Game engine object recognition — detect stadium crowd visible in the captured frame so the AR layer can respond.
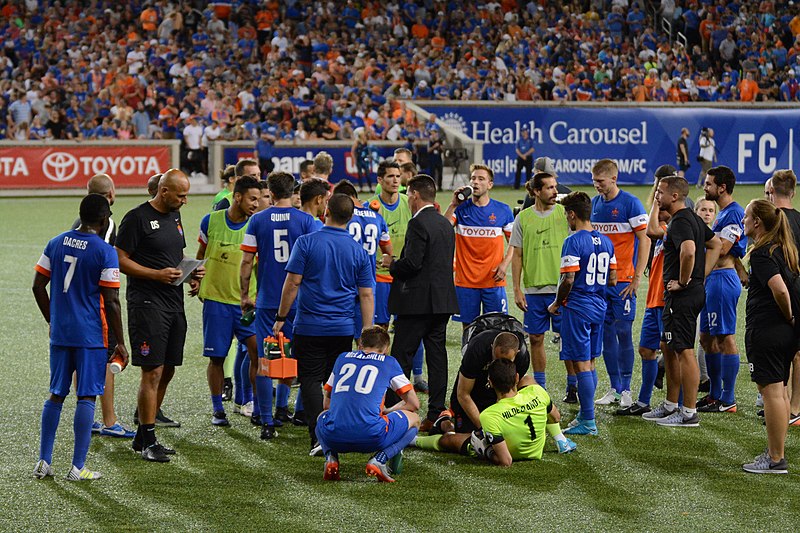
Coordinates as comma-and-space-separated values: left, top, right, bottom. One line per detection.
4, 0, 800, 148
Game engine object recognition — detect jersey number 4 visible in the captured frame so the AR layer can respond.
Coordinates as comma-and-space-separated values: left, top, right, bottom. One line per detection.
334, 363, 378, 394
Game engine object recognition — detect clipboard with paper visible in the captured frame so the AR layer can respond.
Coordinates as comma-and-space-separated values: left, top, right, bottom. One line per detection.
171, 257, 206, 286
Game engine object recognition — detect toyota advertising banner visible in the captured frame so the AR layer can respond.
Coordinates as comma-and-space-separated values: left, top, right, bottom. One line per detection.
420, 105, 800, 186
0, 144, 173, 189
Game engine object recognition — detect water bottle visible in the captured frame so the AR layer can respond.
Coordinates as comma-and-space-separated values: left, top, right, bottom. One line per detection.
240, 308, 255, 326
456, 186, 473, 202
109, 352, 127, 374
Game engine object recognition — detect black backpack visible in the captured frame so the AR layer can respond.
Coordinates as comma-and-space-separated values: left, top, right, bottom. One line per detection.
461, 312, 529, 359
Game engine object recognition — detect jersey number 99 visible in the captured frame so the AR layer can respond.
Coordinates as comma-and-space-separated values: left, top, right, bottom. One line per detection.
585, 252, 610, 286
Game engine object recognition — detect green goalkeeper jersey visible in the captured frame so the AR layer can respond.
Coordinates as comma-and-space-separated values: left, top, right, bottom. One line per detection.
366, 194, 412, 283
479, 384, 551, 461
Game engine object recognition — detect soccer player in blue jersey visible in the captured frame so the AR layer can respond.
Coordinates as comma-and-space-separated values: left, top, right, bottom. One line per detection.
299, 178, 329, 230
332, 180, 392, 339
241, 172, 318, 439
33, 194, 128, 481
698, 166, 747, 413
548, 192, 617, 436
317, 326, 420, 482
590, 159, 650, 409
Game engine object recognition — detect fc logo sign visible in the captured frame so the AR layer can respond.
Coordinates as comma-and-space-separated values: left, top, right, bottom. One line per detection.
42, 152, 79, 182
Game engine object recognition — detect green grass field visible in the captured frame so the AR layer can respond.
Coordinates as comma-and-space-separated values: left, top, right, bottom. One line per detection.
1, 185, 797, 532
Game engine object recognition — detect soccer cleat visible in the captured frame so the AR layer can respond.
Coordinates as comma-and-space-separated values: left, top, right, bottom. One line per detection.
291, 411, 306, 426
755, 393, 764, 408
260, 424, 277, 440
250, 414, 261, 426
132, 441, 176, 455
742, 452, 788, 474
274, 406, 291, 423
642, 402, 678, 421
432, 409, 455, 434
33, 460, 54, 479
141, 444, 170, 463
619, 390, 633, 408
551, 333, 561, 344
212, 411, 230, 427
309, 441, 324, 457
234, 401, 254, 417
717, 402, 737, 413
616, 403, 651, 416
155, 409, 181, 428
365, 457, 395, 482
564, 418, 598, 436
595, 389, 620, 405
695, 395, 714, 409
697, 399, 722, 412
66, 465, 102, 481
387, 450, 404, 475
323, 456, 340, 481
656, 411, 700, 427
413, 379, 429, 394
562, 386, 578, 404
757, 409, 765, 418
100, 423, 135, 438
222, 378, 233, 402
556, 438, 578, 454
790, 413, 800, 426
91, 421, 103, 434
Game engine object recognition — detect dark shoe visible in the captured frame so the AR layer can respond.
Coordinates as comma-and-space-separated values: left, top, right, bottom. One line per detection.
212, 411, 230, 427
616, 403, 651, 416
260, 424, 278, 440
413, 379, 429, 394
696, 395, 713, 409
654, 365, 665, 390
155, 409, 181, 428
133, 408, 139, 426
698, 379, 710, 393
275, 406, 291, 423
697, 398, 722, 412
291, 411, 306, 426
222, 378, 233, 402
250, 413, 261, 426
141, 444, 170, 463
132, 441, 175, 455
562, 386, 578, 404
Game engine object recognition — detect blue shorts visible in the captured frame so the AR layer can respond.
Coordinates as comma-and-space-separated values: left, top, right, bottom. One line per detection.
375, 281, 391, 325
523, 293, 561, 335
453, 286, 507, 324
202, 300, 256, 358
699, 268, 740, 336
316, 410, 409, 454
604, 282, 636, 323
639, 307, 664, 351
50, 345, 107, 397
560, 309, 603, 362
255, 307, 295, 347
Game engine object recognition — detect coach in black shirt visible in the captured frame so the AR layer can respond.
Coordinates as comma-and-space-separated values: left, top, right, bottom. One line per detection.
652, 176, 721, 427
116, 169, 203, 462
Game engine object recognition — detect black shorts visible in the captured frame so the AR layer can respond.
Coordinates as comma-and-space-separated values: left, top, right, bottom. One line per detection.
450, 395, 491, 434
661, 285, 704, 352
129, 307, 187, 367
745, 325, 797, 385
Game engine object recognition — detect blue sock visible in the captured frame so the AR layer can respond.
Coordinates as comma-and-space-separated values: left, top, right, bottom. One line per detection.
294, 388, 304, 413
255, 375, 273, 424
721, 354, 739, 405
678, 386, 684, 407
276, 383, 291, 409
317, 428, 330, 455
412, 343, 424, 377
566, 374, 577, 393
639, 359, 658, 406
706, 352, 722, 400
576, 371, 596, 421
72, 400, 95, 470
378, 426, 419, 463
591, 368, 598, 389
211, 394, 224, 413
234, 344, 248, 405
533, 372, 546, 390
241, 353, 253, 404
602, 323, 621, 392
39, 399, 63, 463
617, 321, 634, 391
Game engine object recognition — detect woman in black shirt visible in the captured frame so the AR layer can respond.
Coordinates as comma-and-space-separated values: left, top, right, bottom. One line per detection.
742, 199, 798, 474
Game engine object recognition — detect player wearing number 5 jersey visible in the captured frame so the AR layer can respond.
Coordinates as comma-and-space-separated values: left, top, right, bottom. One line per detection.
241, 172, 318, 437
548, 192, 617, 436
317, 327, 420, 483
591, 159, 650, 409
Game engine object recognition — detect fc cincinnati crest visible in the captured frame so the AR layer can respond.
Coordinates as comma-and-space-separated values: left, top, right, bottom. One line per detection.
176, 220, 184, 236
489, 213, 497, 224
140, 342, 150, 356
440, 112, 467, 135
611, 208, 619, 218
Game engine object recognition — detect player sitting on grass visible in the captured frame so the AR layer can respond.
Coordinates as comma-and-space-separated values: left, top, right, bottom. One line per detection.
316, 326, 420, 483
471, 358, 574, 465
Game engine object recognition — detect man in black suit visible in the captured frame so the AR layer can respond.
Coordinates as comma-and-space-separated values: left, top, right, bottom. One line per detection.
382, 174, 459, 430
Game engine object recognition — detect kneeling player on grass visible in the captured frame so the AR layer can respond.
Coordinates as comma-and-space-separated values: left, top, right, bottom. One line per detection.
471, 359, 572, 465
316, 326, 420, 483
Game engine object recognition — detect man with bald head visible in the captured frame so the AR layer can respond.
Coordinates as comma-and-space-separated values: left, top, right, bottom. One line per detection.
116, 169, 204, 462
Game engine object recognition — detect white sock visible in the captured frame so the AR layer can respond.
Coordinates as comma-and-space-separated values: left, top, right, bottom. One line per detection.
664, 400, 678, 411
682, 406, 697, 416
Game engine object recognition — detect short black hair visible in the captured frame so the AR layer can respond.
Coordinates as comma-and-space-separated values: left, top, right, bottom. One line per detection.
707, 165, 736, 194
654, 164, 677, 179
377, 159, 400, 178
234, 175, 262, 196
560, 191, 592, 221
487, 358, 517, 394
659, 175, 689, 199
332, 180, 358, 199
407, 174, 437, 202
300, 178, 330, 204
327, 193, 354, 224
267, 171, 296, 200
299, 160, 314, 174
79, 193, 111, 225
235, 158, 260, 177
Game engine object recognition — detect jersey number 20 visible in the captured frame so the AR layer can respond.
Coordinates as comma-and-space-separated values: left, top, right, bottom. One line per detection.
335, 363, 378, 394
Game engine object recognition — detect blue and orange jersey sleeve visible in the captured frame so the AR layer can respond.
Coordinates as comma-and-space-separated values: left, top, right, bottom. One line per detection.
240, 213, 258, 253
35, 253, 52, 277
99, 246, 121, 288
560, 236, 581, 273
